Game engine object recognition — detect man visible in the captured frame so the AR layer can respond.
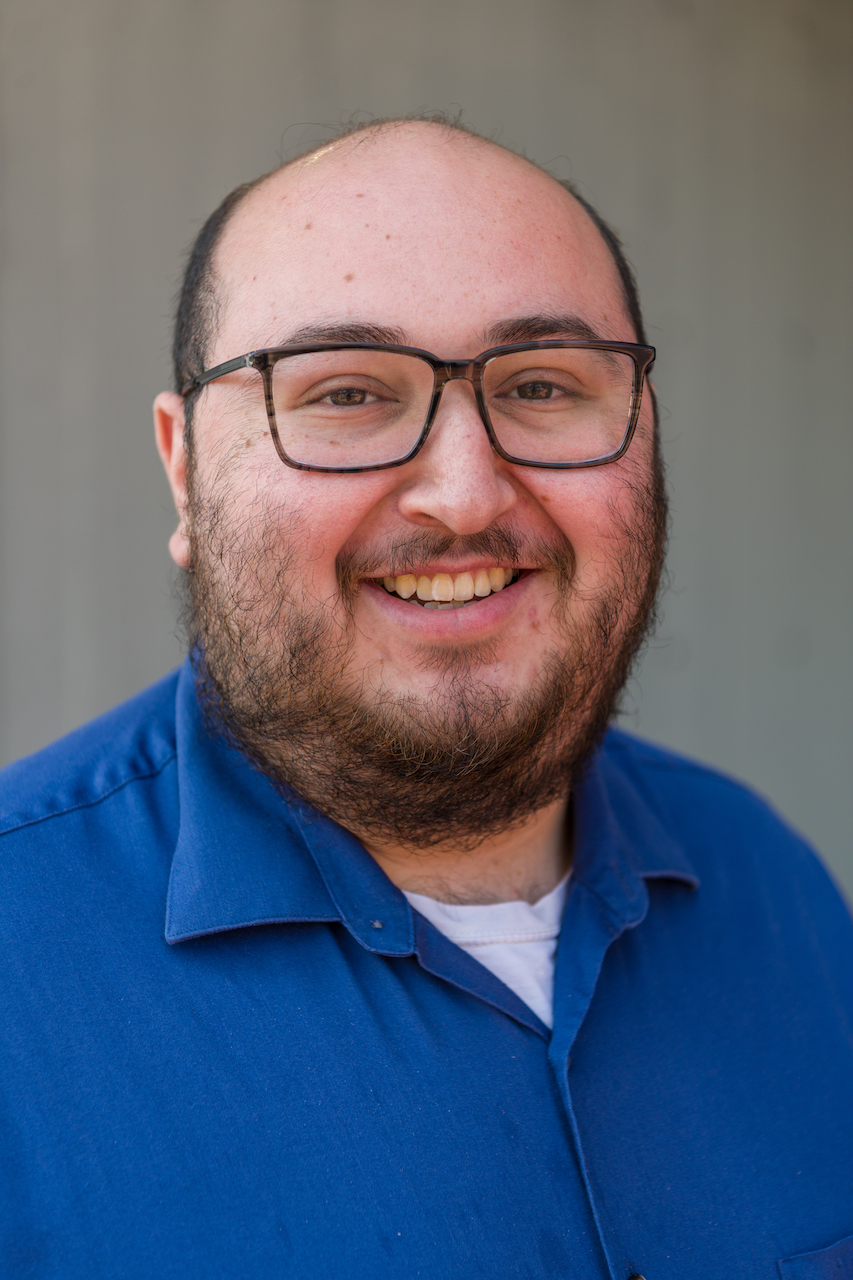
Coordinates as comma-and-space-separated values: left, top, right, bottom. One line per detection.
1, 118, 851, 1279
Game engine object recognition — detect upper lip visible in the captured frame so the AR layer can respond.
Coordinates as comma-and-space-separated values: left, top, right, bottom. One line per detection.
368, 562, 529, 579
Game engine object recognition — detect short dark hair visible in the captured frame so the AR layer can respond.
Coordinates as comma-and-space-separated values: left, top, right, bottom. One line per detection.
172, 177, 267, 402
172, 115, 651, 407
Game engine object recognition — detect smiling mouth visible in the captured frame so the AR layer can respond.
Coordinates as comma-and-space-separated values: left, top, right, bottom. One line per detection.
375, 567, 521, 609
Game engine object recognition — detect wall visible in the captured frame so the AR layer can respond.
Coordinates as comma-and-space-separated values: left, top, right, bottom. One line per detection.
1, 0, 851, 898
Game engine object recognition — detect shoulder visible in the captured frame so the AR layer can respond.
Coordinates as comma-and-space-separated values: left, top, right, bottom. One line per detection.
600, 727, 852, 942
0, 670, 181, 838
600, 726, 803, 842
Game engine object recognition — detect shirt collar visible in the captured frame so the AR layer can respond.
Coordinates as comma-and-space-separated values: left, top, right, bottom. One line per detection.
166, 661, 697, 949
165, 661, 413, 953
572, 741, 699, 930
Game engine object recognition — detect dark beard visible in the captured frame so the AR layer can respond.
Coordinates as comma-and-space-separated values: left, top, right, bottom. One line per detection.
182, 458, 667, 852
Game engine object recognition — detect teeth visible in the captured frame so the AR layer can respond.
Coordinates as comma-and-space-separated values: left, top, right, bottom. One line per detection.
431, 573, 454, 602
474, 570, 491, 597
382, 567, 518, 606
454, 572, 474, 601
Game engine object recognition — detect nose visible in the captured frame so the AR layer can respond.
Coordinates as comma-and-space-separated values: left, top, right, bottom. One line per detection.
394, 376, 517, 536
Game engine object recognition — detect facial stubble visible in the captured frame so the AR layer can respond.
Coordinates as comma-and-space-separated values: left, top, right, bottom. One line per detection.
183, 453, 666, 852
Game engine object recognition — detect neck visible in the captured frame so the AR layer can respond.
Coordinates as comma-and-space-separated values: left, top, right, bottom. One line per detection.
361, 795, 572, 905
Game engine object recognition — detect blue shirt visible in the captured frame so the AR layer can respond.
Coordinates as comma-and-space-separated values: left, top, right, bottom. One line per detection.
1, 660, 851, 1279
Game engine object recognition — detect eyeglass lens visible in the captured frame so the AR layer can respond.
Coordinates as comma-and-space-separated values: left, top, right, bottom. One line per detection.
269, 347, 637, 468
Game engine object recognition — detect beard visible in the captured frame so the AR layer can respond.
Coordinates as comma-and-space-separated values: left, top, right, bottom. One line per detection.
182, 450, 667, 852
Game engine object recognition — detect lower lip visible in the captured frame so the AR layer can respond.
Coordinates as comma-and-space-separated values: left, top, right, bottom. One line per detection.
362, 573, 535, 635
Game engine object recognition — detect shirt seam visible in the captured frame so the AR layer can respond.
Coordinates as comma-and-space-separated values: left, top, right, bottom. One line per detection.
0, 750, 178, 839
428, 925, 561, 939
453, 934, 560, 945
168, 912, 342, 943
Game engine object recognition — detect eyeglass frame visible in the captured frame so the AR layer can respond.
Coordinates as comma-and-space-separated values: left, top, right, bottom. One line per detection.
181, 339, 656, 474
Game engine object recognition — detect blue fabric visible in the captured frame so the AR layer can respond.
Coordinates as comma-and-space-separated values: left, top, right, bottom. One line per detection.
0, 660, 851, 1279
779, 1235, 853, 1279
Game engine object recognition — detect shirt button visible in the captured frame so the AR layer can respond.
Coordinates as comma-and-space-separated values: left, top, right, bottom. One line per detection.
628, 1274, 647, 1279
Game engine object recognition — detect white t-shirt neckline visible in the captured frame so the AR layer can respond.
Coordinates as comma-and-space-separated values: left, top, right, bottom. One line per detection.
403, 873, 570, 1029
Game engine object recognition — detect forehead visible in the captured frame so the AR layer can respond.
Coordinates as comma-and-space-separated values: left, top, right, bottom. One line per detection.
211, 127, 630, 360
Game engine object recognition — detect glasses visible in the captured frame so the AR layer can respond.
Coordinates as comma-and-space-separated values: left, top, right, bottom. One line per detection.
182, 340, 655, 474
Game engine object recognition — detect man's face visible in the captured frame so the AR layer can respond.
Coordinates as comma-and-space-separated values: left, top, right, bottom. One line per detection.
161, 127, 664, 848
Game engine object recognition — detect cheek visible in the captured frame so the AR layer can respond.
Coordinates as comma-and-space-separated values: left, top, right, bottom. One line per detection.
198, 441, 394, 589
279, 473, 398, 576
532, 453, 656, 583
529, 471, 621, 542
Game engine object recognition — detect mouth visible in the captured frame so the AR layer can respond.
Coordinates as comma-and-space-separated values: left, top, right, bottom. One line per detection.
373, 566, 522, 610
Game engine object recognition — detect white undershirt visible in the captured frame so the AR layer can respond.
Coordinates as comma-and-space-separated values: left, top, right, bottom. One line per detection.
403, 874, 570, 1029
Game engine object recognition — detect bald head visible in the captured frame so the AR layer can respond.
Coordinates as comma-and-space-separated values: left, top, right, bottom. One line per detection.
173, 118, 648, 402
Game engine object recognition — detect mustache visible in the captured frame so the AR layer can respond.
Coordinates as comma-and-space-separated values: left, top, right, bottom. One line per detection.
338, 525, 576, 594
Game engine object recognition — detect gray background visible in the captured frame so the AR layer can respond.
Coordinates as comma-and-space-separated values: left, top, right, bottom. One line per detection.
1, 0, 851, 901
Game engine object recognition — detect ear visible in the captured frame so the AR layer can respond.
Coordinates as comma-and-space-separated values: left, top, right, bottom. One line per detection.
154, 391, 191, 568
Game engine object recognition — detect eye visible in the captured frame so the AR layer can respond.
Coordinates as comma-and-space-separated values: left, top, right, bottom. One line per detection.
327, 387, 371, 406
300, 378, 397, 410
513, 380, 555, 400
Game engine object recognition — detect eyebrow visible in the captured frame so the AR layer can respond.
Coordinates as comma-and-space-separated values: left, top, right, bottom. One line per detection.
482, 314, 606, 346
271, 313, 606, 353
277, 322, 410, 346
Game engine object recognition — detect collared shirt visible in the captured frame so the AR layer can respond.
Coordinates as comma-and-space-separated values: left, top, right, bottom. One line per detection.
0, 660, 851, 1279
403, 874, 571, 1027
